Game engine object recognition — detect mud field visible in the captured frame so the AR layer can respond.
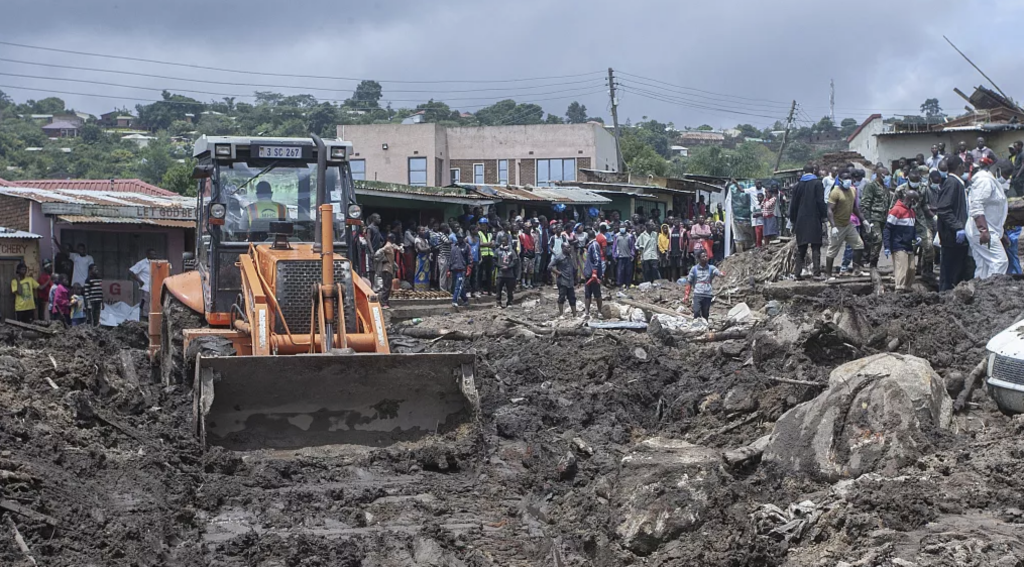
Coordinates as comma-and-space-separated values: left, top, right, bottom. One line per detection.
2, 271, 1024, 566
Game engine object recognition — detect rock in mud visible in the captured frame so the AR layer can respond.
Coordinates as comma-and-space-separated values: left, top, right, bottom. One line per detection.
613, 437, 722, 555
764, 354, 953, 480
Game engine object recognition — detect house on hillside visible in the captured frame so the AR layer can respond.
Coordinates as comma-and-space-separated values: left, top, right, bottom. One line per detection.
677, 130, 725, 147
41, 120, 80, 138
100, 111, 138, 128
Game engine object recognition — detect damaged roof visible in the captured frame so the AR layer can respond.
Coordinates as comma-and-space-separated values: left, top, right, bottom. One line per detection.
0, 187, 192, 208
0, 178, 177, 196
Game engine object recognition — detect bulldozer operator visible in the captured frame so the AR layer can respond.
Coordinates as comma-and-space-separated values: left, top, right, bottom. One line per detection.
242, 180, 287, 241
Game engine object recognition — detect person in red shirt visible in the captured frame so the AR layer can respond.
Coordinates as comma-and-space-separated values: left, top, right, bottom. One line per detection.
36, 260, 53, 321
518, 222, 536, 289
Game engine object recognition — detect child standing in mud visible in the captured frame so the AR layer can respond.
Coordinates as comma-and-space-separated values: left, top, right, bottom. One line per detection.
684, 249, 725, 321
50, 275, 71, 326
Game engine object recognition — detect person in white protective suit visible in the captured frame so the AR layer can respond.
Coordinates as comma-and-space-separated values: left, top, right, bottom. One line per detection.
966, 152, 1009, 279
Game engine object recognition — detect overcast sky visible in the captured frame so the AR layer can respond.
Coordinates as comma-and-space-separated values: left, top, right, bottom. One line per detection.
2, 0, 1022, 129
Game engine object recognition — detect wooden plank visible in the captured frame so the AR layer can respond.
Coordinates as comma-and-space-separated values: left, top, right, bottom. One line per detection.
3, 319, 55, 335
0, 499, 57, 526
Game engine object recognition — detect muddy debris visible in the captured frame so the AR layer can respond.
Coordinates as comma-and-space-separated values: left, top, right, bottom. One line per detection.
2, 276, 1024, 565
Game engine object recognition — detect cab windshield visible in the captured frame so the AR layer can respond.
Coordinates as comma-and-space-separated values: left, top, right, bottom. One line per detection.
215, 162, 345, 243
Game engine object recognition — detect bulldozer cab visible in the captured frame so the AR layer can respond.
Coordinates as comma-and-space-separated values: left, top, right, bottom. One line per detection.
191, 136, 360, 321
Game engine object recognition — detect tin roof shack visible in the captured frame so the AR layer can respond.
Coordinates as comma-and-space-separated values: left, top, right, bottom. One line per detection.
567, 169, 724, 222
457, 183, 610, 221
0, 188, 195, 293
353, 179, 495, 229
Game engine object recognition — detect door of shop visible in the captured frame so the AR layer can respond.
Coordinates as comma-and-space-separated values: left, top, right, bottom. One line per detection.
0, 259, 21, 320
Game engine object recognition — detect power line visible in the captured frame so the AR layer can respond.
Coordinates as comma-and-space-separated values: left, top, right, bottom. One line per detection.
0, 70, 607, 104
617, 85, 782, 120
617, 70, 792, 106
617, 75, 793, 112
0, 57, 606, 95
0, 40, 606, 84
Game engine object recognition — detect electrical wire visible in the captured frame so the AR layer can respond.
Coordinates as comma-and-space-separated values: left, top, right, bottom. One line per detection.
0, 40, 605, 84
0, 70, 607, 104
617, 85, 782, 120
617, 70, 792, 106
617, 74, 794, 112
0, 57, 607, 95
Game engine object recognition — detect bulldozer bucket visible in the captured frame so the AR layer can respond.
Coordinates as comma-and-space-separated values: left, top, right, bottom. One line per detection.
193, 353, 478, 451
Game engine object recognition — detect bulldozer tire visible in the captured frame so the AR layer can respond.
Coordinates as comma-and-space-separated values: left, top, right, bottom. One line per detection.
160, 294, 202, 387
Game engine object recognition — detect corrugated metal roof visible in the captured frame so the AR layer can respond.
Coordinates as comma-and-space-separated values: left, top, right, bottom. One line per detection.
0, 228, 41, 239
530, 187, 611, 204
4, 178, 177, 196
461, 184, 547, 202
41, 120, 80, 130
0, 187, 192, 208
355, 180, 485, 199
57, 215, 193, 228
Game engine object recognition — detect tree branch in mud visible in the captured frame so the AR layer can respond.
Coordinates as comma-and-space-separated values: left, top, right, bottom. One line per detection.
953, 358, 989, 413
5, 514, 36, 566
396, 325, 595, 341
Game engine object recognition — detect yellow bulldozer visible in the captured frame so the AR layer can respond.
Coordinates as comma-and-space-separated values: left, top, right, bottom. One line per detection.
148, 135, 477, 450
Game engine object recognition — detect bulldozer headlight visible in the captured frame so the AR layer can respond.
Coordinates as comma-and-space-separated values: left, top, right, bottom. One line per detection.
348, 204, 362, 219
210, 203, 227, 219
214, 144, 232, 157
330, 146, 347, 159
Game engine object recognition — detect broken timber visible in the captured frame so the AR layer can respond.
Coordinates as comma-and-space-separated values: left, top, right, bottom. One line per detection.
3, 319, 56, 335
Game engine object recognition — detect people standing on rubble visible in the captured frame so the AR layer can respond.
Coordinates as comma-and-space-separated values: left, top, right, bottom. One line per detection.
729, 180, 753, 252
936, 156, 971, 291
825, 170, 867, 278
971, 137, 994, 164
437, 223, 453, 293
684, 250, 724, 321
610, 224, 632, 288
494, 234, 519, 309
690, 216, 713, 261
926, 144, 944, 170
860, 166, 894, 270
518, 221, 536, 289
583, 229, 604, 319
994, 161, 1022, 275
376, 234, 400, 309
448, 233, 470, 308
712, 221, 725, 264
11, 262, 38, 323
658, 223, 671, 280
883, 189, 919, 292
966, 154, 1009, 279
789, 164, 828, 280
762, 187, 780, 244
636, 223, 660, 284
549, 243, 578, 318
69, 284, 87, 327
413, 227, 431, 292
894, 169, 937, 283
36, 260, 52, 322
51, 274, 70, 326
84, 264, 104, 326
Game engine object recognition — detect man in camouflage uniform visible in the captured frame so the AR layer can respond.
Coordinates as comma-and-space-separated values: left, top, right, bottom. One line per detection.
895, 166, 936, 283
859, 166, 894, 269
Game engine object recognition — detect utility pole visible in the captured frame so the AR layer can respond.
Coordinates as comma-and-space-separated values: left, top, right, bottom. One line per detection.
608, 67, 624, 172
829, 79, 835, 124
774, 100, 797, 172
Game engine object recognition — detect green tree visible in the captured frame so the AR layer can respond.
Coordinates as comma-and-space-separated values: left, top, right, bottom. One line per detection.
735, 124, 761, 139
351, 80, 383, 108
812, 116, 835, 132
27, 97, 66, 114
634, 119, 671, 158
475, 99, 544, 125
686, 146, 729, 176
307, 103, 340, 137
161, 159, 197, 196
138, 136, 175, 186
79, 123, 103, 143
415, 100, 457, 123
545, 114, 565, 124
696, 124, 713, 131
566, 101, 588, 124
783, 140, 813, 164
627, 144, 668, 176
136, 91, 203, 131
920, 98, 944, 118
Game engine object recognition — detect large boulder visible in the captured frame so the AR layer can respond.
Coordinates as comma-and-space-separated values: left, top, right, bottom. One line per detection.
612, 438, 723, 556
764, 354, 952, 480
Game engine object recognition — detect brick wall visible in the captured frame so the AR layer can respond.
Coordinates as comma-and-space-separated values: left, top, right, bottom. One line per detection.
520, 159, 535, 186
0, 196, 31, 232
576, 157, 591, 179
451, 159, 505, 184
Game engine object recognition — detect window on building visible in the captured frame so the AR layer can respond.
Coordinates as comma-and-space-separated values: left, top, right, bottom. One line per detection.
451, 168, 461, 184
536, 158, 576, 187
408, 157, 428, 186
498, 159, 508, 185
350, 159, 366, 181
473, 163, 485, 184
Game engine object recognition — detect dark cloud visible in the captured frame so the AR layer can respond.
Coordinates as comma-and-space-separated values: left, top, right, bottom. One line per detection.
2, 0, 1021, 128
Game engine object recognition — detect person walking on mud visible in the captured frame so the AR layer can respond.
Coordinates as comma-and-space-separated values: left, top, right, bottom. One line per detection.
583, 229, 604, 319
494, 234, 519, 309
684, 250, 724, 321
789, 164, 828, 279
549, 242, 578, 318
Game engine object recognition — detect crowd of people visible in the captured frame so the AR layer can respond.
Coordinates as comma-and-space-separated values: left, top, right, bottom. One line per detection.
785, 137, 1024, 291
10, 242, 155, 326
352, 204, 736, 319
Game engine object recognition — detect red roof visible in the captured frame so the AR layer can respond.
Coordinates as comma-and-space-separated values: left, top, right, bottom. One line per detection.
846, 114, 882, 143
0, 177, 176, 196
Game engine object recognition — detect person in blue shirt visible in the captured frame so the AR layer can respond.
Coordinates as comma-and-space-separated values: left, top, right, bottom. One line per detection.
684, 249, 725, 320
466, 226, 482, 297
